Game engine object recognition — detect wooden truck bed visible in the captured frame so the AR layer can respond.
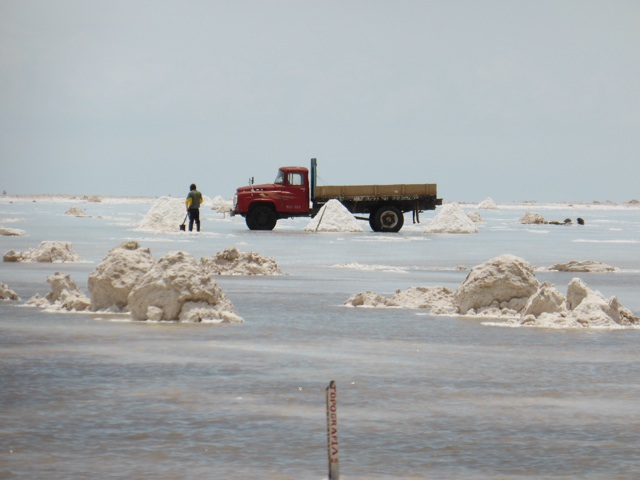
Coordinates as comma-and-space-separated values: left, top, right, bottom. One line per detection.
314, 184, 438, 200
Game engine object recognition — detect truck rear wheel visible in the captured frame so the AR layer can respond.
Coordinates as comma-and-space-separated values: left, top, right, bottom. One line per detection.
368, 214, 381, 232
372, 205, 404, 232
246, 205, 277, 230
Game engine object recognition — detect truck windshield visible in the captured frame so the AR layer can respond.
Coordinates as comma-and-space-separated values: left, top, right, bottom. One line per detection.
274, 170, 285, 185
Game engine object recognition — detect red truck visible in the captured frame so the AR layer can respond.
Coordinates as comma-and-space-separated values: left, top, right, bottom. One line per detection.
232, 158, 442, 232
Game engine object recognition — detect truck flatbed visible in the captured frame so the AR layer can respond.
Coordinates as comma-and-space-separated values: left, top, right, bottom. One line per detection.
314, 184, 438, 200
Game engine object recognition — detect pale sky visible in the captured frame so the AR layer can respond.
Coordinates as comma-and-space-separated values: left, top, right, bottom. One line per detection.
1, 0, 638, 202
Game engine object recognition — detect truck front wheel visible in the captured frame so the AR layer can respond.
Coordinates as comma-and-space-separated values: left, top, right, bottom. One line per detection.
372, 205, 404, 232
246, 205, 277, 230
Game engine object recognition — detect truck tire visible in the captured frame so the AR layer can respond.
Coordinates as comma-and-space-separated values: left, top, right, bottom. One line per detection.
368, 214, 381, 231
373, 205, 404, 232
246, 205, 277, 230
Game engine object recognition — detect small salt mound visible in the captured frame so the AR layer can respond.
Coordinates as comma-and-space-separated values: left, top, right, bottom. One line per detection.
88, 241, 156, 311
546, 260, 618, 273
0, 282, 19, 301
390, 286, 457, 315
138, 195, 218, 232
137, 196, 187, 232
305, 199, 363, 232
343, 287, 457, 313
201, 248, 282, 275
27, 272, 90, 311
0, 227, 25, 236
520, 212, 546, 224
65, 207, 86, 216
520, 281, 566, 317
343, 291, 394, 308
3, 241, 82, 263
423, 203, 478, 234
478, 197, 498, 209
128, 251, 243, 323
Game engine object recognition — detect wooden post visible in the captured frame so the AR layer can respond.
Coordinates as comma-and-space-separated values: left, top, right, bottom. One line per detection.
326, 380, 340, 480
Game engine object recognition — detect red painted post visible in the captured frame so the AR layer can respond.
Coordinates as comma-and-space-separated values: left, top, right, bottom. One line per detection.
326, 380, 340, 480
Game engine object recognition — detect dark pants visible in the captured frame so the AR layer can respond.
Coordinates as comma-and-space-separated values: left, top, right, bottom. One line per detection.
188, 208, 200, 232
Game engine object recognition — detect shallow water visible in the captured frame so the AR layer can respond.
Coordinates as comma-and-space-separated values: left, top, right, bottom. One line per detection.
1, 200, 640, 479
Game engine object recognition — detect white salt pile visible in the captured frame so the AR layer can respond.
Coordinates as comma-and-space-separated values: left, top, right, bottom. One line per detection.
65, 207, 86, 216
27, 272, 90, 311
3, 241, 82, 263
423, 203, 478, 234
544, 260, 619, 273
343, 291, 395, 308
201, 248, 282, 275
0, 282, 19, 301
478, 197, 498, 209
520, 212, 547, 224
466, 211, 483, 223
344, 287, 457, 313
88, 241, 156, 312
0, 227, 25, 236
390, 286, 457, 315
137, 196, 188, 232
304, 199, 363, 232
514, 278, 639, 329
520, 212, 547, 225
127, 251, 243, 323
343, 254, 639, 329
210, 195, 233, 214
454, 254, 539, 315
138, 195, 219, 232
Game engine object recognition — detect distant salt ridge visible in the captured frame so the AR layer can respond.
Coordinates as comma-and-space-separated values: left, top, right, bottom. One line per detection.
0, 194, 156, 204
304, 199, 363, 232
3, 194, 639, 209
331, 263, 409, 273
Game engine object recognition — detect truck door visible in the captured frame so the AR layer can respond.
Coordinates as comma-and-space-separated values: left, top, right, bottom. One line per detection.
280, 172, 309, 213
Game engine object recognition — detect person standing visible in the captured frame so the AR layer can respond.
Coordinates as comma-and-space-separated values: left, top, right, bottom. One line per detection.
185, 183, 203, 232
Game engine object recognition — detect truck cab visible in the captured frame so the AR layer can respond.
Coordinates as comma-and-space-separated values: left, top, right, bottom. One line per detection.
233, 166, 311, 230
